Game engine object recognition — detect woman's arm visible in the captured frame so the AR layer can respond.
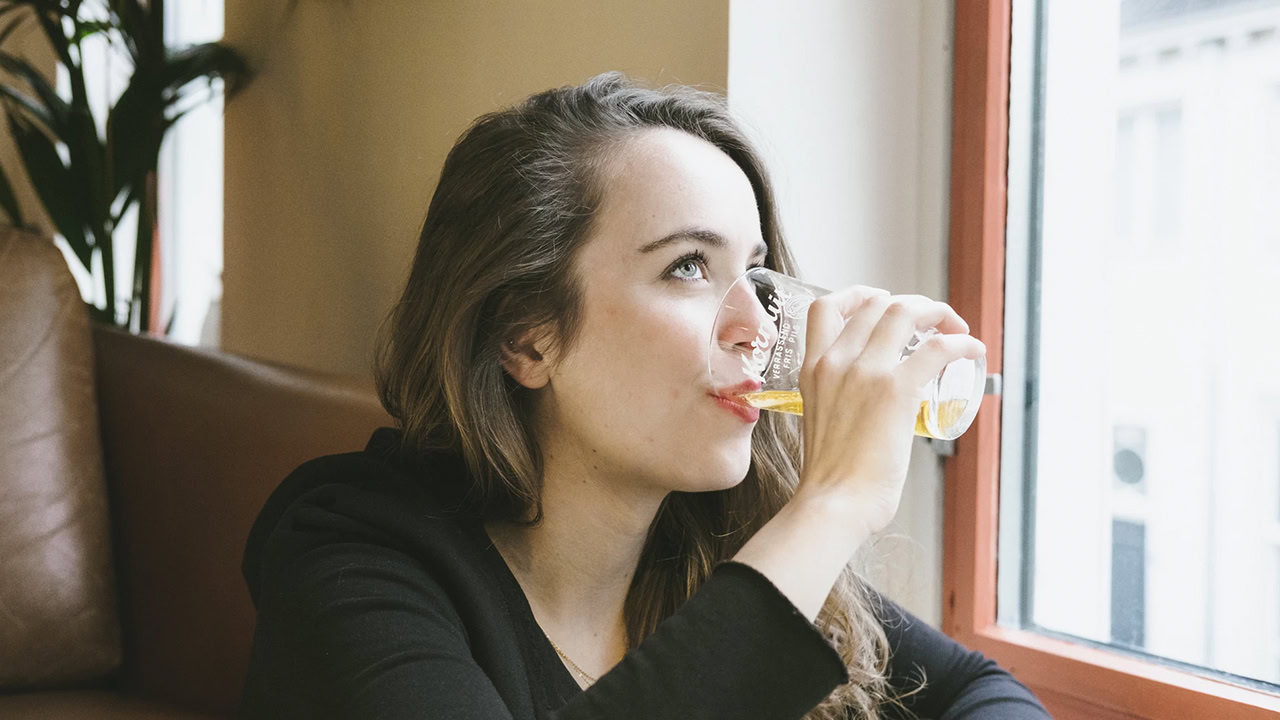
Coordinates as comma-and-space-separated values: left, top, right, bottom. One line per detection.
732, 489, 872, 622
730, 489, 1051, 719
871, 590, 1052, 720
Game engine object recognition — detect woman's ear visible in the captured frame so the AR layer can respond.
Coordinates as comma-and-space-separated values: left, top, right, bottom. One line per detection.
499, 330, 554, 389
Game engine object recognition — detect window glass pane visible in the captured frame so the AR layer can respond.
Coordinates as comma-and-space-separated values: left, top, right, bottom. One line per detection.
1005, 0, 1280, 689
158, 0, 225, 346
1110, 519, 1147, 648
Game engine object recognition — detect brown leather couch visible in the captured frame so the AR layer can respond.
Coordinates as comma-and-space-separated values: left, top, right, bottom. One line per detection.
0, 227, 392, 717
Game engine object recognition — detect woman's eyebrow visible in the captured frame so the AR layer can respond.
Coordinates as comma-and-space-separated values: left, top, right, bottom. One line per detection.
638, 227, 768, 260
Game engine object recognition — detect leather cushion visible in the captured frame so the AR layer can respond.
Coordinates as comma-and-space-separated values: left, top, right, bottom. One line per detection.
93, 325, 391, 713
0, 227, 122, 688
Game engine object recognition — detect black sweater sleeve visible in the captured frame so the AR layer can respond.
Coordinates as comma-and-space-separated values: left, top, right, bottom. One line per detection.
873, 592, 1052, 719
557, 560, 850, 719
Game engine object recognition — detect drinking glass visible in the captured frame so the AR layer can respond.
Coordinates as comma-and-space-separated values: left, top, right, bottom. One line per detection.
707, 267, 985, 440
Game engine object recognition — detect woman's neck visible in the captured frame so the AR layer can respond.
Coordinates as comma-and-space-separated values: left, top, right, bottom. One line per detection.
482, 443, 668, 679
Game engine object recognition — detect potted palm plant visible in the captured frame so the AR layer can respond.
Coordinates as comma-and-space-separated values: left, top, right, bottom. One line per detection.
0, 0, 249, 331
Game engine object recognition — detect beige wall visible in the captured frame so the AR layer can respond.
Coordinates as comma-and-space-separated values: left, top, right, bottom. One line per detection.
222, 1, 729, 377
0, 22, 56, 244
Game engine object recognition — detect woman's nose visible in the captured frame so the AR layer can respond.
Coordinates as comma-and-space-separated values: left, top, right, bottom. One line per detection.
714, 280, 780, 354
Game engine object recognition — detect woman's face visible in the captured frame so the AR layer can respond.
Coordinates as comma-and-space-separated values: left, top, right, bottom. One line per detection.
529, 127, 773, 495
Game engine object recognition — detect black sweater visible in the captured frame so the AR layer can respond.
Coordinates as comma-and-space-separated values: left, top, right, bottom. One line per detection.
238, 427, 1050, 719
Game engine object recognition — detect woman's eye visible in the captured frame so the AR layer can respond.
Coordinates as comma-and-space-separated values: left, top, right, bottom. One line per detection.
666, 252, 763, 283
668, 252, 709, 282
671, 259, 704, 281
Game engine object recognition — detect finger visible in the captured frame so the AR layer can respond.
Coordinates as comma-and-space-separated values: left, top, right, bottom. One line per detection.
824, 295, 931, 367
801, 285, 889, 374
898, 333, 986, 389
861, 298, 970, 366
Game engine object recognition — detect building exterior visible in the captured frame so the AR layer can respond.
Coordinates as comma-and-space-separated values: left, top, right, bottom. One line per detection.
1027, 0, 1280, 687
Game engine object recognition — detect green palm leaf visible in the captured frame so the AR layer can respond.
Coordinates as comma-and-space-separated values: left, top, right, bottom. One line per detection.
0, 48, 70, 135
0, 157, 25, 226
160, 43, 251, 99
107, 41, 249, 206
5, 108, 91, 268
105, 76, 163, 211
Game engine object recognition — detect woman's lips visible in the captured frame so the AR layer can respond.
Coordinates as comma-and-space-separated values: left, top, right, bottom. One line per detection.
710, 392, 761, 423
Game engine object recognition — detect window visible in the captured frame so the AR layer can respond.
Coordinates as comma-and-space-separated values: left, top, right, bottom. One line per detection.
1113, 105, 1182, 254
1274, 546, 1280, 683
1110, 426, 1148, 652
73, 0, 225, 344
156, 0, 225, 346
1264, 84, 1280, 248
1273, 425, 1280, 682
1015, 0, 1280, 686
1110, 518, 1146, 649
941, 0, 1280, 717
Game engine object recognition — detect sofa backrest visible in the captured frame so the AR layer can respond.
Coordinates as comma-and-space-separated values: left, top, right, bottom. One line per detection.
0, 227, 123, 691
93, 324, 392, 714
0, 224, 395, 713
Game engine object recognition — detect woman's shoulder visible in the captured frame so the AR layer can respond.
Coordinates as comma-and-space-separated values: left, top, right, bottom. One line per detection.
258, 427, 471, 526
241, 427, 485, 605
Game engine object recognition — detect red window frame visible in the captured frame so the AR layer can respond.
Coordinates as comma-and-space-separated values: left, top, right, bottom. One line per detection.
941, 2, 1280, 717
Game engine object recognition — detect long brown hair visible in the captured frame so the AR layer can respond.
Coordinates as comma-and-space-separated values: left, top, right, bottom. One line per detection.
374, 71, 923, 719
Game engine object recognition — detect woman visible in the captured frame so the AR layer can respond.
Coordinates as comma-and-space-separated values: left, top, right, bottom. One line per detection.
238, 72, 1050, 719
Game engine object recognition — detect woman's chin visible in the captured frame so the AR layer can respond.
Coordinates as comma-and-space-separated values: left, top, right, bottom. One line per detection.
674, 461, 752, 493
656, 439, 753, 493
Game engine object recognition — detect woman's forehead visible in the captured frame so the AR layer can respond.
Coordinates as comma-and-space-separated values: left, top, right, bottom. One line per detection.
590, 129, 763, 254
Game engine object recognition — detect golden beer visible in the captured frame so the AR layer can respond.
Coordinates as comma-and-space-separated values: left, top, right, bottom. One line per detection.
738, 390, 972, 441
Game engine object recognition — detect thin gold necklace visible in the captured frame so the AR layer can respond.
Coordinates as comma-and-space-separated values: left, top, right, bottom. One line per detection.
546, 636, 598, 686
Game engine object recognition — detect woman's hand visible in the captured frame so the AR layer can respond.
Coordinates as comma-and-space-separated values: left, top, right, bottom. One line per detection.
793, 287, 985, 539
732, 285, 985, 622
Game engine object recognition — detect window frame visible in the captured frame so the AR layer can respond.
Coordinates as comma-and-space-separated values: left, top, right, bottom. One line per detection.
940, 1, 1280, 717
